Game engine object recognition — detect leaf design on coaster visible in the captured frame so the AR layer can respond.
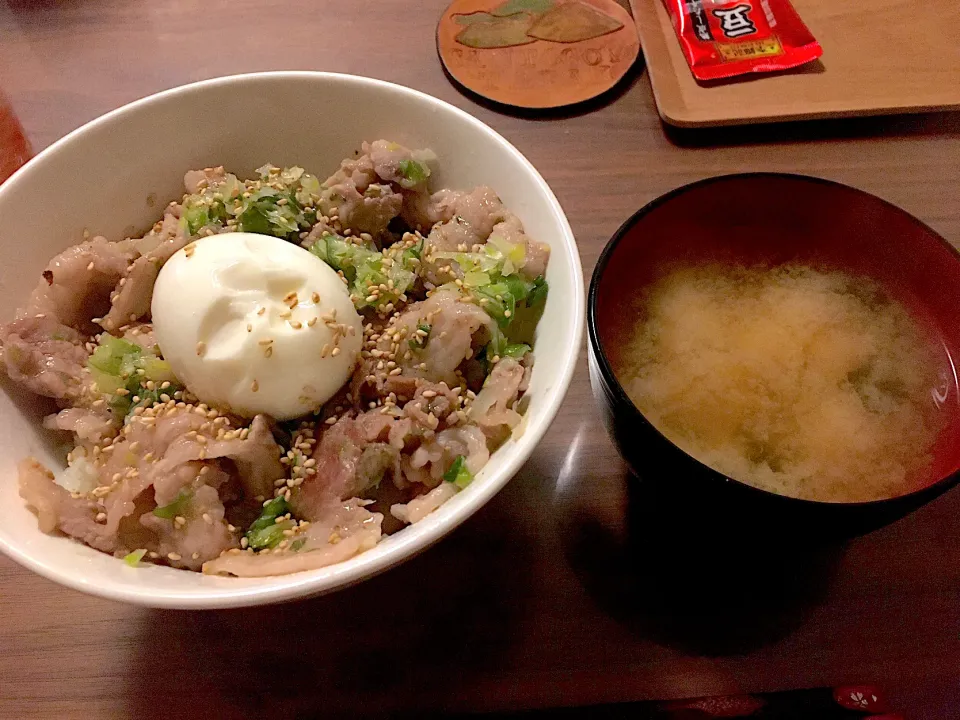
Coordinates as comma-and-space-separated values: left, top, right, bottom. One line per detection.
454, 12, 537, 48
455, 10, 499, 24
526, 1, 624, 43
492, 0, 556, 16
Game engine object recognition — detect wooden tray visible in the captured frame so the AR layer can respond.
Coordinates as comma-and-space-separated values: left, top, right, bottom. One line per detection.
630, 0, 960, 127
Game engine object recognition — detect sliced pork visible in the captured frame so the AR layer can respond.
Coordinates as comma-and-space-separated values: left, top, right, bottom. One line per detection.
6, 140, 549, 577
203, 499, 382, 577
0, 315, 90, 401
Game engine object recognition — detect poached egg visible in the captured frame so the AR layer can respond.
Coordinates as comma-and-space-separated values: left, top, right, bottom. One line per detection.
151, 232, 363, 420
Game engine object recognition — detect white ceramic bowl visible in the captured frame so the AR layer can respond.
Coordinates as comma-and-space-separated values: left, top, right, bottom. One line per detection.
0, 72, 583, 608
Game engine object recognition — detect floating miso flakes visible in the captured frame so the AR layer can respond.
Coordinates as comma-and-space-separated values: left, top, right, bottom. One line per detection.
622, 264, 944, 503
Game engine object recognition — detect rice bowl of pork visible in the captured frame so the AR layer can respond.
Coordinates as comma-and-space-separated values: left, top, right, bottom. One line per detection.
0, 72, 583, 608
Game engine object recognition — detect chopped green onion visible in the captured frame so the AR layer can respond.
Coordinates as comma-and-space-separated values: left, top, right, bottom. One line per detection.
182, 200, 227, 236
311, 233, 421, 312
88, 366, 125, 395
402, 237, 424, 262
124, 549, 147, 567
308, 237, 328, 262
443, 455, 474, 490
245, 496, 297, 551
398, 158, 429, 185
126, 386, 166, 417
248, 497, 290, 531
236, 200, 276, 236
219, 173, 242, 200
88, 335, 141, 375
87, 334, 183, 421
489, 325, 508, 361
464, 271, 492, 288
433, 250, 501, 275
502, 343, 531, 359
474, 281, 516, 329
312, 233, 378, 281
246, 520, 296, 551
153, 489, 193, 519
528, 275, 548, 307
298, 174, 322, 201
504, 274, 534, 303
409, 324, 431, 350
181, 166, 319, 241
290, 538, 307, 552
279, 166, 305, 184
487, 234, 527, 275
139, 357, 177, 384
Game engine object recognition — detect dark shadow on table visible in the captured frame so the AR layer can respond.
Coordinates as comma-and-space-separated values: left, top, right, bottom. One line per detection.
123, 477, 537, 720
664, 109, 960, 149
696, 60, 827, 90
3, 0, 89, 16
559, 466, 845, 657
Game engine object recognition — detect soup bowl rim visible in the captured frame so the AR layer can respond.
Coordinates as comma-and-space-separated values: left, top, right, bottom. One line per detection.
587, 171, 960, 510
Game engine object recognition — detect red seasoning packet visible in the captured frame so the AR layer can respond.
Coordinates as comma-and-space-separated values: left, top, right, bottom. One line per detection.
661, 0, 822, 81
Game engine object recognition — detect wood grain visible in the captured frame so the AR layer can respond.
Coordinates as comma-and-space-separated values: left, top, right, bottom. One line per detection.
2, 0, 960, 718
632, 0, 960, 127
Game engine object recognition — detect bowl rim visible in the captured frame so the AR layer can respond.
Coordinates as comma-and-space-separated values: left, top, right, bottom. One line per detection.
0, 70, 585, 608
587, 171, 960, 510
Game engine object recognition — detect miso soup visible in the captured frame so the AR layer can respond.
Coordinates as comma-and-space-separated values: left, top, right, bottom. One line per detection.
623, 264, 945, 503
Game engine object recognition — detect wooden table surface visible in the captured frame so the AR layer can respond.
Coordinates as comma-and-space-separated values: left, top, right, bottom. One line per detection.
2, 1, 960, 718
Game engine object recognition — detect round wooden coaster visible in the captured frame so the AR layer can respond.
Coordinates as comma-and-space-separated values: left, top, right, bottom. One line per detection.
437, 0, 640, 109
